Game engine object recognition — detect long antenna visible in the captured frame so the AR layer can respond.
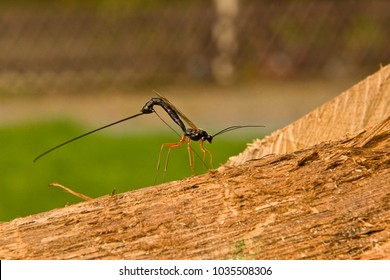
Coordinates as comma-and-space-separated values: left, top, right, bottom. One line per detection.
33, 112, 145, 162
212, 125, 265, 138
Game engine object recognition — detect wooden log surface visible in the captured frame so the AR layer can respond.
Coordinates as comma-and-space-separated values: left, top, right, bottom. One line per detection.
227, 65, 390, 166
0, 116, 389, 259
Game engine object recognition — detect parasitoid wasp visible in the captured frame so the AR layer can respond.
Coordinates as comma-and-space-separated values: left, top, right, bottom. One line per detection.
33, 93, 264, 176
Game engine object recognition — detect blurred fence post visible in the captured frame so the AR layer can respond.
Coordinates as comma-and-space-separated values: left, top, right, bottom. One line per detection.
212, 0, 239, 85
0, 1, 389, 94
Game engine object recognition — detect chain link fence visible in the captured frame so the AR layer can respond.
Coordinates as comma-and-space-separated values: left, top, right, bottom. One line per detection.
0, 0, 389, 94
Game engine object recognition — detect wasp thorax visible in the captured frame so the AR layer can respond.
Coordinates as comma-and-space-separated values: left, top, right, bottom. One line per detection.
185, 128, 213, 143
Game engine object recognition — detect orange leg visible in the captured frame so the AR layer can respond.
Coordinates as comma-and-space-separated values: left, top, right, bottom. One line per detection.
164, 137, 196, 174
200, 140, 213, 168
156, 136, 212, 181
157, 135, 186, 176
186, 138, 196, 173
166, 137, 195, 173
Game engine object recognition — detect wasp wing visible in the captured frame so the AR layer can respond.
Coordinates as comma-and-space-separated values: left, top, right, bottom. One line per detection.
154, 91, 198, 130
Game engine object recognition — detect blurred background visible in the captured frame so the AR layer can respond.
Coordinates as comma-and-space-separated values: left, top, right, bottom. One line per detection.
1, 0, 389, 221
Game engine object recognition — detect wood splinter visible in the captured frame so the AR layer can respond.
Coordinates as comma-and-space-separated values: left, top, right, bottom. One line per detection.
49, 183, 93, 201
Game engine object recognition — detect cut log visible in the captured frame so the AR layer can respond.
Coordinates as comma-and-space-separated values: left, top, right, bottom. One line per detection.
227, 65, 390, 166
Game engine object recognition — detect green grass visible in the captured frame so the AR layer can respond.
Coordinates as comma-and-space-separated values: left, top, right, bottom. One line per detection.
0, 120, 263, 221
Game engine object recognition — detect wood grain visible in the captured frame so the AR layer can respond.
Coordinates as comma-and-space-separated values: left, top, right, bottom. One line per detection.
227, 65, 390, 166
